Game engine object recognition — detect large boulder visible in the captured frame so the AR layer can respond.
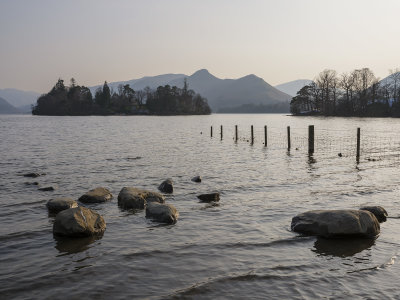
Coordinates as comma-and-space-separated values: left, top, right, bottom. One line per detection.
146, 202, 179, 224
47, 197, 78, 213
360, 206, 388, 223
197, 193, 220, 203
79, 187, 113, 203
291, 210, 380, 238
53, 207, 106, 237
158, 179, 173, 193
118, 187, 165, 209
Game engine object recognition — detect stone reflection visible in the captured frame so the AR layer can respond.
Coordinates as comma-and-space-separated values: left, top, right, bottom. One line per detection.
313, 237, 375, 257
54, 235, 101, 254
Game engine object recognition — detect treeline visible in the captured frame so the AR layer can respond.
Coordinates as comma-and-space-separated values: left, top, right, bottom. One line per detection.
290, 68, 400, 117
32, 78, 211, 116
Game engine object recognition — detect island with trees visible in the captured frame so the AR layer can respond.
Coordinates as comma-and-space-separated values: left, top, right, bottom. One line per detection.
32, 78, 211, 116
290, 68, 400, 117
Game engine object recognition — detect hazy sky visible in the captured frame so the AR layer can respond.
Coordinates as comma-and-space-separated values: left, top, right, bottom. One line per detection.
1, 0, 399, 92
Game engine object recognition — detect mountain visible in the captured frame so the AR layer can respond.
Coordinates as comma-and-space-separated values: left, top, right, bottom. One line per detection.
0, 97, 21, 114
275, 79, 313, 97
0, 88, 40, 108
379, 72, 400, 88
97, 69, 291, 112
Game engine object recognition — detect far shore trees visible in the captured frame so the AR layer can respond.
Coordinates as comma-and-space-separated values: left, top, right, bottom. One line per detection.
32, 78, 211, 116
290, 68, 400, 117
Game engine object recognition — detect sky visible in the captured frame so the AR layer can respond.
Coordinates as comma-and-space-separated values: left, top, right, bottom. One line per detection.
0, 0, 399, 93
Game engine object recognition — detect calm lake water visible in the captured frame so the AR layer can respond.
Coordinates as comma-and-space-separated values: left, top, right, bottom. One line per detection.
1, 114, 400, 299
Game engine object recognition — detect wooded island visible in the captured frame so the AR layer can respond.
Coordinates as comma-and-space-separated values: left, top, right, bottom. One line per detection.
32, 78, 211, 115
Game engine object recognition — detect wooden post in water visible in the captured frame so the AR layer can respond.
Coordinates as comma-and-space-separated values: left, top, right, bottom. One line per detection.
211, 126, 213, 137
356, 127, 360, 161
264, 125, 267, 147
287, 126, 291, 150
235, 125, 238, 142
251, 125, 254, 144
220, 125, 223, 140
308, 125, 314, 154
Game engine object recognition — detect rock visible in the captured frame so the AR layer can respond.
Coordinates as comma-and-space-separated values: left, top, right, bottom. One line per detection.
191, 176, 202, 183
53, 207, 106, 237
47, 197, 78, 213
197, 193, 220, 203
360, 206, 388, 223
118, 187, 165, 209
38, 185, 58, 191
158, 179, 173, 193
25, 181, 40, 186
291, 210, 380, 238
146, 202, 179, 224
79, 187, 113, 203
23, 172, 45, 178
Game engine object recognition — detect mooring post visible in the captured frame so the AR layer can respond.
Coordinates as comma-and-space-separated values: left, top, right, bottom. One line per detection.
211, 126, 213, 138
308, 125, 314, 154
220, 125, 223, 140
264, 125, 267, 147
251, 125, 254, 144
235, 125, 238, 142
287, 126, 291, 150
356, 127, 360, 161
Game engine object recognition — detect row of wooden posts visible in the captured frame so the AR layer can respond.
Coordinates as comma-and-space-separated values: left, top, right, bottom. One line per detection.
211, 125, 361, 160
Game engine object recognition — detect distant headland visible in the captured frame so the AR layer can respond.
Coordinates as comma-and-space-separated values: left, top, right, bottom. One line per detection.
32, 78, 211, 116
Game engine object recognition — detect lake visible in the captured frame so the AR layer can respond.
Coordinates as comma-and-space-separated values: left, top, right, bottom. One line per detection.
1, 114, 400, 299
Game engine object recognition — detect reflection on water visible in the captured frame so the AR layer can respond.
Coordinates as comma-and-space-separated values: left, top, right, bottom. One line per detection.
313, 237, 375, 257
54, 235, 101, 255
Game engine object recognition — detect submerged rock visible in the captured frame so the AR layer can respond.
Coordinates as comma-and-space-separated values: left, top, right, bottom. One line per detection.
53, 207, 106, 237
191, 176, 202, 183
118, 187, 165, 209
146, 202, 179, 224
197, 193, 220, 203
46, 197, 78, 213
22, 172, 45, 178
291, 210, 380, 238
79, 187, 113, 203
360, 206, 388, 223
158, 179, 173, 193
25, 181, 40, 186
38, 185, 58, 191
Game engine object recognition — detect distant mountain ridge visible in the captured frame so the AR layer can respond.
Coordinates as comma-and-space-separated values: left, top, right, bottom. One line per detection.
90, 69, 292, 112
274, 79, 313, 97
0, 88, 40, 108
0, 97, 21, 114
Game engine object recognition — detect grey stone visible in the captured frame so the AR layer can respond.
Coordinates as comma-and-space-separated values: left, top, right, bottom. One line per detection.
197, 193, 220, 202
53, 207, 106, 237
118, 187, 165, 209
47, 197, 78, 213
191, 176, 202, 183
360, 206, 388, 223
79, 187, 113, 203
158, 179, 173, 193
146, 202, 179, 224
291, 210, 380, 238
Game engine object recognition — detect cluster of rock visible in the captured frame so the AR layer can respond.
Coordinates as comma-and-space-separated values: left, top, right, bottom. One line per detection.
23, 172, 58, 191
41, 175, 216, 239
291, 206, 388, 238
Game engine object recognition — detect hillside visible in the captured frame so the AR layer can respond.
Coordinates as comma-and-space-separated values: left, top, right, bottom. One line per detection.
0, 97, 20, 114
275, 79, 313, 97
0, 88, 40, 108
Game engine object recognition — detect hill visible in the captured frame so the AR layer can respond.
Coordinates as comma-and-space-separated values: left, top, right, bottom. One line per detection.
0, 97, 21, 114
275, 79, 313, 97
0, 88, 40, 108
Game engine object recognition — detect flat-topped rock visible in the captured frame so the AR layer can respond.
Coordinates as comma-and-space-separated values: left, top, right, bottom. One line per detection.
146, 202, 179, 224
291, 209, 380, 238
79, 187, 113, 203
158, 179, 173, 193
46, 197, 78, 213
38, 184, 58, 191
360, 206, 388, 223
22, 172, 45, 178
118, 187, 165, 209
53, 207, 106, 237
197, 193, 220, 203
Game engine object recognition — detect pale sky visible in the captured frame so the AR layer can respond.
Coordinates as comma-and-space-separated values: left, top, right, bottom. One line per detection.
1, 0, 399, 93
